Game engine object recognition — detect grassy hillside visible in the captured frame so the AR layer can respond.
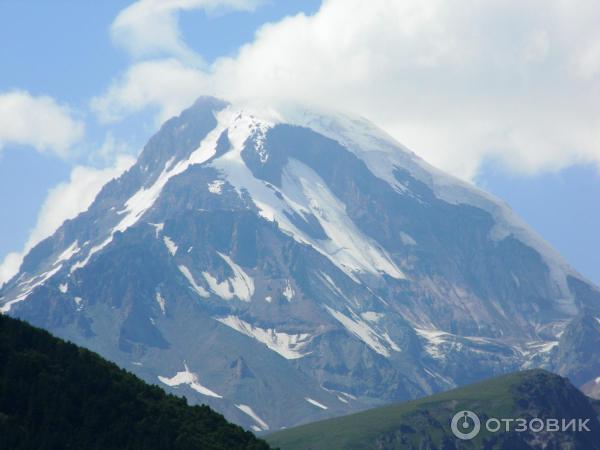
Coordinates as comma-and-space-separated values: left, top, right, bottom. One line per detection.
267, 370, 600, 450
0, 314, 272, 450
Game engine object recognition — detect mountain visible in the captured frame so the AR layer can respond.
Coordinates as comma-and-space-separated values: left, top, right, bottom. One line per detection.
0, 313, 272, 450
581, 376, 600, 399
1, 97, 599, 430
267, 369, 600, 450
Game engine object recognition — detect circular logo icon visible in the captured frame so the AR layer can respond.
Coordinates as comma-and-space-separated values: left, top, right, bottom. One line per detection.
451, 410, 481, 440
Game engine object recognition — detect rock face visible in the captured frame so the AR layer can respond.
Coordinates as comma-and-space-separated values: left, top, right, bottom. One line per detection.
2, 97, 599, 430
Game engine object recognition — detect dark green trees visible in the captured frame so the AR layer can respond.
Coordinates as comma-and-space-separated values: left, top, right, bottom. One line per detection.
0, 314, 272, 450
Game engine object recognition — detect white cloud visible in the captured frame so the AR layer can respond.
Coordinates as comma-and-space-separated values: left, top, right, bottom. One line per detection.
0, 155, 135, 286
207, 0, 600, 179
0, 253, 23, 289
91, 58, 210, 124
97, 0, 600, 181
111, 0, 263, 62
0, 90, 84, 158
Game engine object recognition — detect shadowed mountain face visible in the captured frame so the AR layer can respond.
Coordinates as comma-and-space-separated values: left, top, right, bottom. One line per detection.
266, 370, 600, 450
1, 97, 599, 430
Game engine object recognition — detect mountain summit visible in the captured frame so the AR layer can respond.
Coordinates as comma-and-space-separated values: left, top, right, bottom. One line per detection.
2, 97, 599, 430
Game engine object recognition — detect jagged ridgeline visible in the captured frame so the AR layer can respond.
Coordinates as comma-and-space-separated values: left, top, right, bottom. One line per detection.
0, 314, 273, 450
267, 370, 600, 450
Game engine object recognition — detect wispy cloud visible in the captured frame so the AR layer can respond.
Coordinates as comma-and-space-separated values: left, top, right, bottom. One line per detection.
0, 90, 84, 158
111, 0, 263, 63
91, 58, 210, 124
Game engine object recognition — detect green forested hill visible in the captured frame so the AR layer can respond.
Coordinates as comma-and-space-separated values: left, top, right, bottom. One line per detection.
0, 314, 272, 450
267, 369, 600, 450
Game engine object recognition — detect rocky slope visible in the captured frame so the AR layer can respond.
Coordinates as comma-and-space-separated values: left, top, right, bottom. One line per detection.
1, 97, 599, 430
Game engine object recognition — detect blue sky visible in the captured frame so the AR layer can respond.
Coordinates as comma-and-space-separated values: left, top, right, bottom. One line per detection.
1, 0, 599, 285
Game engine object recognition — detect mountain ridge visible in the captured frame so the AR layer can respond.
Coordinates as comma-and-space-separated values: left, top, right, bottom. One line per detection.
1, 96, 599, 429
266, 369, 600, 450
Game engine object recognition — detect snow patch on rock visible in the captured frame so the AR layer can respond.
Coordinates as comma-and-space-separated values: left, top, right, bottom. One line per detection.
55, 241, 81, 264
1, 264, 62, 313
178, 265, 209, 298
163, 236, 178, 256
305, 397, 328, 410
235, 404, 269, 431
282, 279, 294, 302
155, 291, 166, 314
202, 252, 254, 301
208, 179, 224, 194
158, 364, 222, 398
215, 315, 311, 359
326, 306, 400, 357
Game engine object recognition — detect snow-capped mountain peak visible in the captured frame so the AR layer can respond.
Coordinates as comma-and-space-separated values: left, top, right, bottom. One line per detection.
2, 96, 599, 430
